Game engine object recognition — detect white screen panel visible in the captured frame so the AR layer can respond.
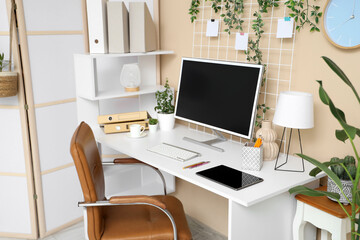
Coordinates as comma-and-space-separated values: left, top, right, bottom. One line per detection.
41, 166, 83, 231
35, 102, 77, 171
0, 109, 26, 173
0, 176, 31, 234
22, 0, 83, 31
27, 35, 84, 104
0, 0, 9, 31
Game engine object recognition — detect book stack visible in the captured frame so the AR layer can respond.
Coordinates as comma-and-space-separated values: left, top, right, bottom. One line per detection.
98, 111, 149, 134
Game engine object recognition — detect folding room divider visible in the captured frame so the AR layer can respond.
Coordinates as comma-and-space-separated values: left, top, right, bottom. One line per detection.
0, 0, 87, 238
0, 0, 162, 238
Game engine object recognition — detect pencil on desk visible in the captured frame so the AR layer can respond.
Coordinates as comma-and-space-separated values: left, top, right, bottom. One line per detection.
183, 161, 210, 169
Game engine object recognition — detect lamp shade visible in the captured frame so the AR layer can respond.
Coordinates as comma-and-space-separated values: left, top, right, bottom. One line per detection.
273, 91, 314, 129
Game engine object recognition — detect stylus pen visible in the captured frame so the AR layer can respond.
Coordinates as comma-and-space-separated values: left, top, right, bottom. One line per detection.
183, 161, 210, 169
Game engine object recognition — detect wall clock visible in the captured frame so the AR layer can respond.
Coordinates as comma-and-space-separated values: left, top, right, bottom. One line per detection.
323, 0, 360, 49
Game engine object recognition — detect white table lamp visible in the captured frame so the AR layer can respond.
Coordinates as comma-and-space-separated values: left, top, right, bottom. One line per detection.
120, 63, 141, 92
273, 91, 314, 172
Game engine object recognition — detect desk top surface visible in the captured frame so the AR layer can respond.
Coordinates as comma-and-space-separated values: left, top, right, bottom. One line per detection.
95, 124, 324, 207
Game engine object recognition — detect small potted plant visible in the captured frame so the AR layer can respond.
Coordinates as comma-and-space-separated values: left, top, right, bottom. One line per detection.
327, 156, 356, 204
148, 118, 158, 133
154, 78, 175, 131
0, 52, 17, 97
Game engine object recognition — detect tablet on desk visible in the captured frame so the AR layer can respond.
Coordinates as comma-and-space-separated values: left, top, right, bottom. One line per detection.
196, 165, 263, 191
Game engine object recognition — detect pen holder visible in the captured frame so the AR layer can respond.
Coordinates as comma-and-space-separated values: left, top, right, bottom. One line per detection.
242, 142, 263, 171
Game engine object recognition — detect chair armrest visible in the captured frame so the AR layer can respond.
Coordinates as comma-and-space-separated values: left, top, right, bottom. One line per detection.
113, 158, 149, 165
109, 195, 166, 209
104, 158, 167, 195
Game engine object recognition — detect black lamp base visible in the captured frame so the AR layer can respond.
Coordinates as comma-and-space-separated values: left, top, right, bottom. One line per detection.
274, 127, 305, 173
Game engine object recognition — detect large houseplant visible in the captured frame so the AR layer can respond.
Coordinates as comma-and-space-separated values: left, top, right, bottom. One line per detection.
154, 79, 175, 131
289, 56, 360, 240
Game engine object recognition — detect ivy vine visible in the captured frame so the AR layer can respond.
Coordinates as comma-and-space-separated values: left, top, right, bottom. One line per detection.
285, 0, 322, 32
190, 0, 245, 34
257, 0, 279, 13
189, 0, 322, 33
189, 0, 201, 23
244, 12, 269, 127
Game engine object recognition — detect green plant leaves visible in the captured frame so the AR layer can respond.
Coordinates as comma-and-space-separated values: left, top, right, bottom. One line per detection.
289, 185, 340, 199
336, 129, 348, 142
309, 160, 344, 177
317, 80, 357, 141
284, 0, 322, 32
297, 153, 343, 189
154, 79, 175, 114
321, 56, 360, 104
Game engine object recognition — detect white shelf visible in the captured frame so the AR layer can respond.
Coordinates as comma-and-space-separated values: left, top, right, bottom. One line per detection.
76, 50, 174, 58
78, 85, 162, 101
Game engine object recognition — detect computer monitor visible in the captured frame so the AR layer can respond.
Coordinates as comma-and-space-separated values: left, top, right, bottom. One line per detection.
175, 58, 264, 152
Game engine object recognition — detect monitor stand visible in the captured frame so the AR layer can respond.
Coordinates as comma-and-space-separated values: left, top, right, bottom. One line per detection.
183, 129, 227, 152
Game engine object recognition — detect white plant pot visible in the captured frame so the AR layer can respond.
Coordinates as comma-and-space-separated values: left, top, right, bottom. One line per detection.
148, 124, 158, 133
157, 113, 175, 131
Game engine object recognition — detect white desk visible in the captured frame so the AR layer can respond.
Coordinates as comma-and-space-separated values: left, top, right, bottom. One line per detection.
94, 124, 324, 240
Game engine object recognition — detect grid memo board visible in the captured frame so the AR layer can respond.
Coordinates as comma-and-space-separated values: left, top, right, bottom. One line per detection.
189, 0, 297, 146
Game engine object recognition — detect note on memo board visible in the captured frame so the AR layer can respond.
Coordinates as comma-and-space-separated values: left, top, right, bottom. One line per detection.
235, 33, 248, 50
276, 17, 294, 38
206, 19, 219, 37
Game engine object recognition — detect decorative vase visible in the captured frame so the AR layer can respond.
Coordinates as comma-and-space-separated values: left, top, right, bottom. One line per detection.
148, 123, 158, 133
327, 178, 353, 205
157, 113, 175, 131
255, 120, 279, 161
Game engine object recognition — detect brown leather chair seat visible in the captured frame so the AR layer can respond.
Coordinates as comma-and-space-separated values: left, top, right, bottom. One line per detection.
102, 196, 191, 240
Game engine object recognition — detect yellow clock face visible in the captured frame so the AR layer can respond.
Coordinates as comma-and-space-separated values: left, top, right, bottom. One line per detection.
323, 0, 360, 49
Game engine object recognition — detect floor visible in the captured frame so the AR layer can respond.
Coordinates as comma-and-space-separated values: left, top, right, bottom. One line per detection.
0, 216, 227, 240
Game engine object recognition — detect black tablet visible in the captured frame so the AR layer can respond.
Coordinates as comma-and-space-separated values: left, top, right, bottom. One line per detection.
196, 165, 263, 191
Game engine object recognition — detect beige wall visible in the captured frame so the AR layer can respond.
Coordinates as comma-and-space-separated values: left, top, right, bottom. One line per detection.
160, 0, 360, 236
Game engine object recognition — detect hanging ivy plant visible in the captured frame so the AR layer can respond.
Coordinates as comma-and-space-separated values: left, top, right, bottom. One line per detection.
189, 0, 322, 33
285, 0, 322, 32
189, 0, 201, 23
244, 12, 269, 127
189, 0, 245, 34
222, 0, 245, 34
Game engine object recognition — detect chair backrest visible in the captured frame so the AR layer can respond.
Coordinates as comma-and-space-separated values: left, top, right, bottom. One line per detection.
70, 122, 105, 240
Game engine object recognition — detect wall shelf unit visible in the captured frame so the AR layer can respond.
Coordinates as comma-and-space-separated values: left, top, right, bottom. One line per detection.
85, 50, 174, 58
74, 50, 175, 196
79, 85, 163, 101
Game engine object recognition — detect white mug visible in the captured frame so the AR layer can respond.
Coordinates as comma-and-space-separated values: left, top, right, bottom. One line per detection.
129, 124, 145, 137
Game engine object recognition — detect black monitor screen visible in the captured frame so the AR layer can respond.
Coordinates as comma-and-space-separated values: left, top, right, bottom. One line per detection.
175, 58, 263, 139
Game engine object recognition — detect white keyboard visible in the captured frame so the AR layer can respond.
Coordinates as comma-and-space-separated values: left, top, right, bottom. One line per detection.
147, 143, 201, 161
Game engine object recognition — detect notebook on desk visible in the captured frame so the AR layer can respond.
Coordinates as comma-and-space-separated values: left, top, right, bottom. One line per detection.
196, 165, 263, 191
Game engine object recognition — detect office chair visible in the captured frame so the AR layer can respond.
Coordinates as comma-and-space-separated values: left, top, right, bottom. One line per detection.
70, 122, 192, 240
